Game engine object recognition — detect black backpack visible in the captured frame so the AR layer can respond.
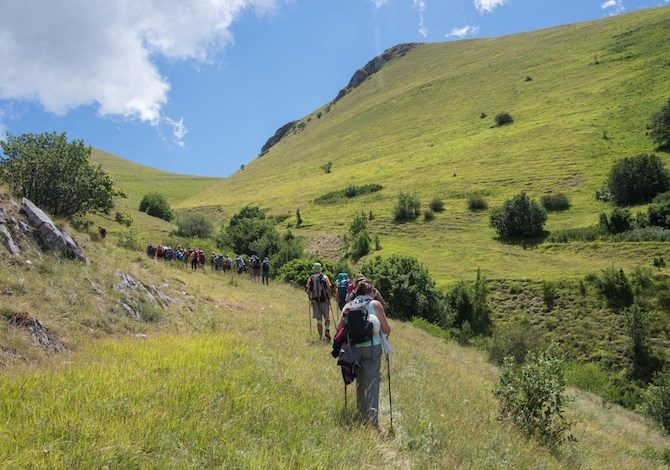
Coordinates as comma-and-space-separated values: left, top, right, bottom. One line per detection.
261, 259, 270, 272
251, 257, 260, 269
345, 298, 373, 344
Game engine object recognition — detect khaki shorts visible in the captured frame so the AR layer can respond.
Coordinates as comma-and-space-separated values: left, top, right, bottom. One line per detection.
311, 302, 330, 321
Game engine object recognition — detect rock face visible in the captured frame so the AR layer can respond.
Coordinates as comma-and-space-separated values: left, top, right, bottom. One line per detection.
259, 120, 296, 156
114, 271, 173, 321
8, 312, 64, 353
0, 223, 20, 256
334, 43, 418, 101
20, 198, 89, 263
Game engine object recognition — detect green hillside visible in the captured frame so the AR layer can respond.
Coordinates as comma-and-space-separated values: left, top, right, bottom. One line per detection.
90, 149, 223, 245
179, 7, 670, 283
1, 233, 669, 467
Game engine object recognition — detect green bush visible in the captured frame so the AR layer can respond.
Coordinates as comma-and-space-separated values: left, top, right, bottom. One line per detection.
393, 192, 421, 222
423, 209, 435, 221
653, 191, 670, 204
648, 99, 670, 150
654, 256, 667, 269
610, 227, 670, 242
321, 161, 332, 174
490, 192, 547, 238
495, 112, 514, 127
488, 324, 539, 366
445, 270, 491, 335
349, 213, 367, 236
542, 282, 557, 311
350, 230, 371, 261
277, 258, 334, 288
0, 132, 114, 217
362, 255, 452, 327
70, 213, 93, 232
494, 346, 573, 447
114, 211, 133, 227
641, 371, 670, 434
607, 154, 670, 206
314, 184, 383, 204
429, 198, 445, 212
176, 213, 213, 239
374, 234, 381, 251
647, 201, 670, 228
599, 207, 632, 234
467, 196, 488, 211
546, 225, 603, 243
596, 268, 634, 310
624, 304, 652, 380
540, 193, 570, 211
139, 192, 173, 221
116, 228, 139, 250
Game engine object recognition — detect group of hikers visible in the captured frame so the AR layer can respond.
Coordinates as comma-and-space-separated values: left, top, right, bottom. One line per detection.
305, 263, 392, 430
145, 244, 271, 285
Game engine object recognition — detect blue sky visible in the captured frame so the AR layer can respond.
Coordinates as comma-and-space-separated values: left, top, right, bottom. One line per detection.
0, 0, 667, 176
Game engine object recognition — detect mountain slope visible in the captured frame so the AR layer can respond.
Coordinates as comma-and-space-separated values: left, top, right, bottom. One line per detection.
1, 233, 669, 467
179, 7, 670, 283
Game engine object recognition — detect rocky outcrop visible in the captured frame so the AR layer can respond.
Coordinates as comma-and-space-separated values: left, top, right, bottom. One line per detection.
20, 197, 89, 263
259, 120, 296, 156
334, 43, 418, 101
114, 271, 173, 321
8, 311, 64, 353
0, 207, 21, 256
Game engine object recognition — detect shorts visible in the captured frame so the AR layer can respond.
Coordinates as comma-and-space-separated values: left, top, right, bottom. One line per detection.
311, 302, 330, 321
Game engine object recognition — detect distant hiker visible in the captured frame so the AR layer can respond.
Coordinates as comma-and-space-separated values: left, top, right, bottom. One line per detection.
156, 245, 165, 261
222, 255, 232, 273
189, 249, 198, 270
306, 263, 333, 341
250, 255, 261, 282
98, 227, 107, 239
336, 272, 350, 310
334, 280, 390, 428
210, 252, 217, 272
236, 254, 246, 274
261, 257, 270, 285
198, 250, 206, 269
177, 249, 185, 264
146, 243, 156, 258
217, 253, 224, 272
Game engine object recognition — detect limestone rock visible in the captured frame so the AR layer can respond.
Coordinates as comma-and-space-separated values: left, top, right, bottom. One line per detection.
8, 312, 63, 353
0, 223, 20, 256
115, 271, 172, 321
20, 198, 89, 263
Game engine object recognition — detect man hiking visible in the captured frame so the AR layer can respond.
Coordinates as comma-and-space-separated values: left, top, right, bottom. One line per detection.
250, 255, 261, 282
306, 263, 333, 341
261, 257, 270, 285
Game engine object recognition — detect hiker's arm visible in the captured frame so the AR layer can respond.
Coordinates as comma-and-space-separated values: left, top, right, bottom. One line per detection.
373, 301, 390, 336
305, 278, 311, 292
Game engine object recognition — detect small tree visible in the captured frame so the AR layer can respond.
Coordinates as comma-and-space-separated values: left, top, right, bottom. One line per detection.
490, 192, 547, 238
349, 213, 367, 236
596, 268, 634, 310
599, 207, 632, 234
295, 208, 303, 228
648, 99, 670, 150
624, 304, 651, 380
647, 201, 670, 229
468, 196, 488, 211
139, 193, 173, 221
429, 198, 445, 212
176, 213, 213, 239
495, 112, 514, 127
607, 154, 670, 206
641, 371, 670, 434
394, 192, 421, 222
423, 208, 435, 221
350, 231, 371, 261
374, 234, 381, 251
321, 161, 333, 174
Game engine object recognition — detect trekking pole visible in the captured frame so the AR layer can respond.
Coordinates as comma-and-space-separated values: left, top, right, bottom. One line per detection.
386, 352, 393, 433
308, 300, 313, 339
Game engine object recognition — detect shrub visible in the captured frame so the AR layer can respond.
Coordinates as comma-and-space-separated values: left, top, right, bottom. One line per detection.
647, 201, 670, 228
540, 193, 570, 211
468, 196, 488, 211
648, 99, 670, 150
423, 209, 435, 221
176, 213, 213, 239
374, 234, 381, 251
295, 208, 303, 228
70, 213, 93, 232
655, 257, 667, 269
653, 191, 670, 204
494, 112, 514, 127
314, 184, 383, 204
494, 346, 573, 447
393, 192, 421, 222
610, 227, 670, 242
114, 211, 133, 227
599, 207, 632, 234
277, 258, 334, 288
321, 161, 332, 174
116, 228, 139, 250
624, 304, 651, 380
350, 230, 371, 261
488, 324, 539, 366
429, 198, 445, 212
546, 226, 603, 243
362, 255, 452, 327
641, 371, 670, 434
368, 210, 374, 221
445, 270, 491, 336
490, 192, 547, 238
139, 192, 173, 221
0, 132, 114, 217
607, 154, 670, 206
349, 213, 367, 236
596, 268, 634, 310
542, 282, 557, 311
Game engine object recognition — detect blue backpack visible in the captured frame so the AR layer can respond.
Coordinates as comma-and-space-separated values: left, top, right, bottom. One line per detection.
337, 273, 349, 300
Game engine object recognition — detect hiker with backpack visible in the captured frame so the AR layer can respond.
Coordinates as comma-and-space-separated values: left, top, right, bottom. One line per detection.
250, 255, 261, 282
236, 254, 246, 274
305, 263, 333, 341
349, 274, 389, 312
333, 280, 391, 429
261, 257, 270, 285
336, 273, 350, 311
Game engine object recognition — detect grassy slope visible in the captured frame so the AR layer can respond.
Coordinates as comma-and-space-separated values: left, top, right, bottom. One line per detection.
89, 149, 223, 246
179, 7, 670, 284
1, 239, 669, 467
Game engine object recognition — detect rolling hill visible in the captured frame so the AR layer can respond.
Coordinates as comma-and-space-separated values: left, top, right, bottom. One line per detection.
175, 6, 670, 284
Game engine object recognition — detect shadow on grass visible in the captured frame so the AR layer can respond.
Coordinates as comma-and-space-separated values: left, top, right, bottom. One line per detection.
494, 231, 550, 248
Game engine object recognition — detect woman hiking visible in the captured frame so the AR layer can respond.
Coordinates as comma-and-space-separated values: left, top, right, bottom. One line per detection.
338, 280, 390, 428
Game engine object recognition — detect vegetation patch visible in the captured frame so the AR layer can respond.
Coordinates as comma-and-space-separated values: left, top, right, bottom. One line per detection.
313, 184, 382, 204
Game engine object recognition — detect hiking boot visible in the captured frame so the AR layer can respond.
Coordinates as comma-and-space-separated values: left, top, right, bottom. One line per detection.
325, 331, 331, 341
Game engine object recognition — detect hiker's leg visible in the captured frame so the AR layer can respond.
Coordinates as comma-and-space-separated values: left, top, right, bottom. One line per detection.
312, 303, 323, 338
323, 302, 331, 339
356, 345, 381, 426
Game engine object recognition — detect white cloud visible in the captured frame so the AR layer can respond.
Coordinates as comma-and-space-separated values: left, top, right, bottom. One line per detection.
0, 0, 277, 145
474, 0, 509, 13
413, 0, 427, 38
164, 117, 188, 148
446, 25, 480, 38
601, 0, 625, 14
372, 0, 390, 7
